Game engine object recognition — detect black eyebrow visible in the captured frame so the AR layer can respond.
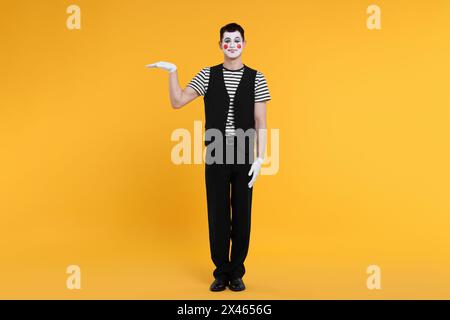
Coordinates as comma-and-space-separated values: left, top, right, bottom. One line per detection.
224, 37, 241, 41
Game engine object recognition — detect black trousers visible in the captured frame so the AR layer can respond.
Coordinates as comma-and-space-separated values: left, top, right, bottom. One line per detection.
205, 136, 254, 281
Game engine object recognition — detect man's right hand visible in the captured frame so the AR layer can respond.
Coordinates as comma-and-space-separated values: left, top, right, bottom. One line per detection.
146, 61, 177, 73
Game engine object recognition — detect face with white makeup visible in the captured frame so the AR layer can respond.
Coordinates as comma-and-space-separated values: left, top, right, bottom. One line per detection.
219, 31, 246, 60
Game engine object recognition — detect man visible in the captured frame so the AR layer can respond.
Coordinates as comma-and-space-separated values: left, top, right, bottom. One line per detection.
147, 22, 271, 292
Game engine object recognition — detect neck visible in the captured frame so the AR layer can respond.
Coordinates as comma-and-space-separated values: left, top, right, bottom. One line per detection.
222, 56, 244, 70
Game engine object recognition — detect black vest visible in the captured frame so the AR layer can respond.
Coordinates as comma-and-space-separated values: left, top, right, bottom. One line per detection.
203, 63, 257, 146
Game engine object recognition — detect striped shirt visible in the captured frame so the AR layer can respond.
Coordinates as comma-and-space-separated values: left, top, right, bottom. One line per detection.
188, 65, 271, 136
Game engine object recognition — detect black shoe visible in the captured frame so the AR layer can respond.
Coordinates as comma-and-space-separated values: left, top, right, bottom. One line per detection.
209, 278, 228, 292
229, 278, 246, 291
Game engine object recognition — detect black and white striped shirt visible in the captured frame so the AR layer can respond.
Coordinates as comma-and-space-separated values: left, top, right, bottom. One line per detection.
188, 65, 271, 136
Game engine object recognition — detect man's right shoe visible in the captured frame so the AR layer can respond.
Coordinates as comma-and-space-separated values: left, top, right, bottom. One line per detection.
209, 278, 228, 292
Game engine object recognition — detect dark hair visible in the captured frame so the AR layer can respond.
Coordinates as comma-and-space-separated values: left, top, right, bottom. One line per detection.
220, 23, 245, 42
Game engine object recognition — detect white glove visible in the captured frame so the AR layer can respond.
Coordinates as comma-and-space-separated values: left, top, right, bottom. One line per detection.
248, 157, 264, 188
146, 61, 177, 73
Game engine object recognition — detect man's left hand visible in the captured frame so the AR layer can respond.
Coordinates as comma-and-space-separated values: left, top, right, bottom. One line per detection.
248, 157, 264, 188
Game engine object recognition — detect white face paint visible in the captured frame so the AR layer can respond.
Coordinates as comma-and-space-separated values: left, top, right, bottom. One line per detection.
221, 31, 244, 59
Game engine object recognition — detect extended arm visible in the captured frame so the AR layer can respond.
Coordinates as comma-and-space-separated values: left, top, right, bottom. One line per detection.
146, 61, 199, 109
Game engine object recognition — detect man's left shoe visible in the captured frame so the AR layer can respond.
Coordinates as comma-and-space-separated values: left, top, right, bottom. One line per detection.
229, 278, 246, 291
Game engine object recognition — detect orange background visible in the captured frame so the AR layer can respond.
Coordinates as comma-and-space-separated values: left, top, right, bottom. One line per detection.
1, 0, 450, 299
